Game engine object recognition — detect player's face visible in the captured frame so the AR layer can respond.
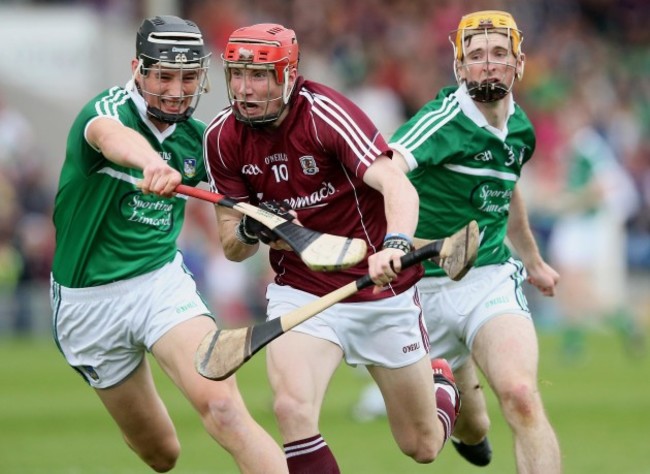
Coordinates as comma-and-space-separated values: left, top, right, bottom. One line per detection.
139, 65, 201, 117
459, 32, 519, 100
228, 66, 284, 121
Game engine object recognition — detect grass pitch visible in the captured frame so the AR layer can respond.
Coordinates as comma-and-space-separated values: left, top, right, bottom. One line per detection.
0, 329, 648, 473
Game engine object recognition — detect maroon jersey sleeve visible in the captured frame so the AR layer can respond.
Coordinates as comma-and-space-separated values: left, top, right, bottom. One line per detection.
203, 78, 422, 301
298, 79, 393, 180
203, 108, 251, 200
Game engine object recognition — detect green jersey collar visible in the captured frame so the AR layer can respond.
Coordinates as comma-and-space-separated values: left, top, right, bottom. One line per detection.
455, 83, 515, 141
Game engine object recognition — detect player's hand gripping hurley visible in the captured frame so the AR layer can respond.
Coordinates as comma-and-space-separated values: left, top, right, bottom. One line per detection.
196, 220, 479, 381
175, 184, 367, 271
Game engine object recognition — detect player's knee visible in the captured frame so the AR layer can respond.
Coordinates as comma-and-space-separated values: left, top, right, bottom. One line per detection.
203, 392, 242, 433
498, 381, 542, 423
402, 442, 439, 464
455, 411, 491, 444
273, 393, 312, 428
472, 413, 491, 440
396, 428, 444, 464
131, 436, 180, 472
149, 454, 178, 473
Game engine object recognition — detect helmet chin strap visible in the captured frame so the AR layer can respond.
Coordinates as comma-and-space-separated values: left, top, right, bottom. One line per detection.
146, 105, 195, 124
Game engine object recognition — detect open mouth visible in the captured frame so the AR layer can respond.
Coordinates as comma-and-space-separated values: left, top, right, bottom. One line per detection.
237, 101, 262, 115
161, 98, 185, 113
477, 78, 507, 91
483, 77, 501, 85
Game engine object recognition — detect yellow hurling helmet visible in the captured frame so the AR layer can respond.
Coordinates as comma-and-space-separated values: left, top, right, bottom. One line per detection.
452, 10, 523, 61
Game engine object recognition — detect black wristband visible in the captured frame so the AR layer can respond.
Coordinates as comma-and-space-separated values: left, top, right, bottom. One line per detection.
382, 236, 413, 254
235, 216, 259, 245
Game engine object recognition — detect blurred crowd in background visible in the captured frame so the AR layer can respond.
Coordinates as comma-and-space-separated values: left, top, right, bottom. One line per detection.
0, 0, 648, 356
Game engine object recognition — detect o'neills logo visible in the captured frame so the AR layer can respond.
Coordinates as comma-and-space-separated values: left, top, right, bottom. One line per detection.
120, 191, 173, 232
402, 342, 420, 353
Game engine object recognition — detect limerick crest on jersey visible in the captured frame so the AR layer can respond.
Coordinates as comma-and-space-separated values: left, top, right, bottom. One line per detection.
299, 155, 319, 176
183, 158, 197, 178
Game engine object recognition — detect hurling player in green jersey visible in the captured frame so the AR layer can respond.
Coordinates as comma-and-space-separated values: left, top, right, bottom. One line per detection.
50, 16, 286, 473
357, 10, 562, 473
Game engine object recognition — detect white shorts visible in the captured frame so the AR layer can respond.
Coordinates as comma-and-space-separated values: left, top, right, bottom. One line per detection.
51, 252, 212, 389
266, 283, 429, 368
419, 258, 531, 371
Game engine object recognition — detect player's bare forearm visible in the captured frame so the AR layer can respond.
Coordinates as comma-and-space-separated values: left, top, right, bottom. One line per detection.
363, 156, 419, 289
88, 117, 162, 171
88, 117, 180, 196
384, 181, 419, 236
507, 187, 559, 296
507, 186, 542, 265
215, 207, 259, 261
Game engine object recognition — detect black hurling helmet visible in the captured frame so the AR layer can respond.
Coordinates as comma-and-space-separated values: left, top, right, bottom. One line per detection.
135, 15, 210, 123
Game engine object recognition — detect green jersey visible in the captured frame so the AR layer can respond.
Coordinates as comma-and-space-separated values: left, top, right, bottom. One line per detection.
390, 85, 535, 277
52, 84, 206, 288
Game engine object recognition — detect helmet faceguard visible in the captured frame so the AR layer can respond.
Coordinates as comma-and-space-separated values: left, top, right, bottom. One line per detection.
135, 15, 211, 123
222, 24, 299, 125
449, 10, 524, 103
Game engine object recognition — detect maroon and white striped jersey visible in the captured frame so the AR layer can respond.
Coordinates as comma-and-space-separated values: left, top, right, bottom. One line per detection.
204, 77, 422, 300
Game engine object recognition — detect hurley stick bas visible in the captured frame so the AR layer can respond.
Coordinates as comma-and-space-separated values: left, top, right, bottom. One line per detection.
196, 220, 479, 381
175, 184, 367, 272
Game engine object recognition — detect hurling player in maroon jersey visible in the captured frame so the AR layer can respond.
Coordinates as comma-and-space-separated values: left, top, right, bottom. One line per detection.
203, 24, 460, 472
